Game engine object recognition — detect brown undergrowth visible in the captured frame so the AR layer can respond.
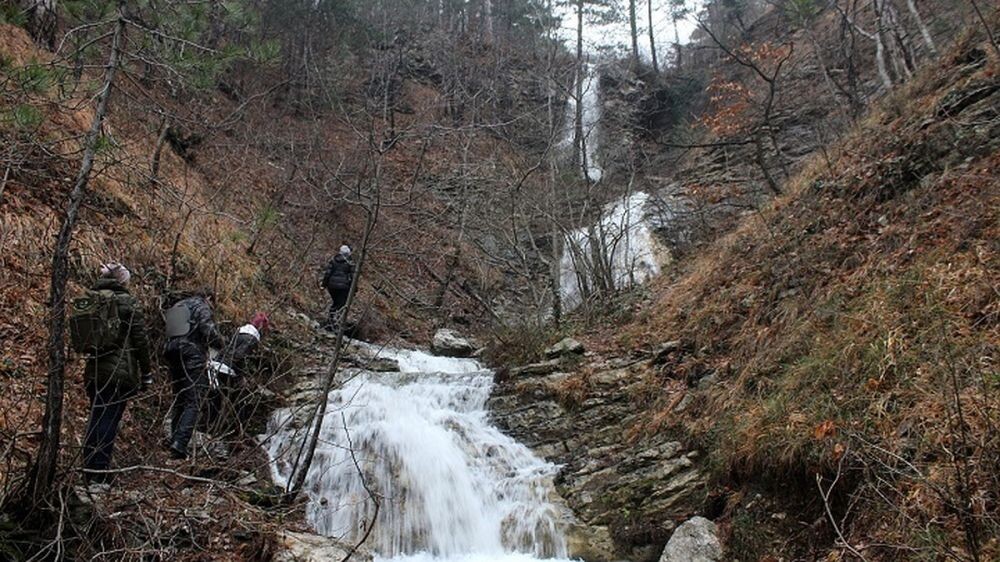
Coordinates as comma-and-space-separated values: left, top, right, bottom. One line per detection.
0, 18, 508, 559
619, 32, 1000, 559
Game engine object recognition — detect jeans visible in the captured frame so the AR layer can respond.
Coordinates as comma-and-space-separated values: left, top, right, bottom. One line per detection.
164, 339, 207, 455
83, 388, 128, 483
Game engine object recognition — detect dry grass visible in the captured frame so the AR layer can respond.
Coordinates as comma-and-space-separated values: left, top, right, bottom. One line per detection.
619, 33, 1000, 557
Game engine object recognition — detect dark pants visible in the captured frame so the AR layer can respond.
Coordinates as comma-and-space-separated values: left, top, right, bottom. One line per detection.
83, 388, 127, 483
204, 375, 243, 436
327, 287, 349, 326
164, 339, 207, 455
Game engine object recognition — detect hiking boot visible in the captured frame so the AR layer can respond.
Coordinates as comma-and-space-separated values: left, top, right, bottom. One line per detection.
167, 442, 188, 460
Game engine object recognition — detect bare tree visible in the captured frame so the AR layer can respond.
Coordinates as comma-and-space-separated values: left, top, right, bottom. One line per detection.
648, 0, 659, 72
29, 0, 126, 503
18, 0, 58, 49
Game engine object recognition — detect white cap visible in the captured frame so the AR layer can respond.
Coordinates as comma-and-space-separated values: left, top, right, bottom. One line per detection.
340, 245, 351, 256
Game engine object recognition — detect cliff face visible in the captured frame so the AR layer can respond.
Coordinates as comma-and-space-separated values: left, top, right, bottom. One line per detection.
489, 356, 707, 561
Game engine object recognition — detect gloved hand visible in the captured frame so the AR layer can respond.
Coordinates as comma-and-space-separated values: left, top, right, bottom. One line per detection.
141, 374, 154, 389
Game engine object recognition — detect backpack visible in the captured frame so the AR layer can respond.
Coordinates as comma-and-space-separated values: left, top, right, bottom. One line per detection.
69, 290, 122, 353
164, 301, 194, 338
324, 257, 352, 290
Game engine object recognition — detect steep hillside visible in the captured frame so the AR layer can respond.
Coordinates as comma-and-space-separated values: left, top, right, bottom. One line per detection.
0, 5, 562, 556
493, 29, 999, 561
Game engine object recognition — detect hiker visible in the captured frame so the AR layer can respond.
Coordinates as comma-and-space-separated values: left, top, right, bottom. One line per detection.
321, 245, 354, 328
222, 311, 269, 378
162, 288, 224, 459
204, 312, 270, 434
71, 263, 152, 485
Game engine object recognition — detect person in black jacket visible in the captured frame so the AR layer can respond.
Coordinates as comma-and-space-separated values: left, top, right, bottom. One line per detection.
205, 312, 269, 435
82, 264, 153, 484
162, 289, 224, 459
321, 245, 354, 328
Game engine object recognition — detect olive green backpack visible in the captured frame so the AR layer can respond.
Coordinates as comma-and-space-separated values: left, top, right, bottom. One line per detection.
69, 290, 122, 353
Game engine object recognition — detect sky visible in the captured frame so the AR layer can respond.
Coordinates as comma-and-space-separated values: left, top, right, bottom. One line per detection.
555, 0, 703, 64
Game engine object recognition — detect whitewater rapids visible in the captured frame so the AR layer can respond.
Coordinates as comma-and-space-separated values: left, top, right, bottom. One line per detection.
262, 344, 574, 562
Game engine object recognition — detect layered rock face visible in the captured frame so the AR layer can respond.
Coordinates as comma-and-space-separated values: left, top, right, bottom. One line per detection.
489, 359, 707, 561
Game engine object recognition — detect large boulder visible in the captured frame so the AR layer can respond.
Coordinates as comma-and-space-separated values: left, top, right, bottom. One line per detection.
658, 517, 722, 562
430, 328, 476, 357
274, 531, 371, 562
544, 337, 585, 359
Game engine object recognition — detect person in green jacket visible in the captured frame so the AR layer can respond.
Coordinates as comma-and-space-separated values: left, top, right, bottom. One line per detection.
81, 263, 153, 485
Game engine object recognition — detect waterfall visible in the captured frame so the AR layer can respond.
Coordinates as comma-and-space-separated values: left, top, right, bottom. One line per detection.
559, 191, 667, 311
560, 63, 603, 182
262, 346, 572, 562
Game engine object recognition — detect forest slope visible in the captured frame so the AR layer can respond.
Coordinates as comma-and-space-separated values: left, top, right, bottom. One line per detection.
617, 31, 999, 558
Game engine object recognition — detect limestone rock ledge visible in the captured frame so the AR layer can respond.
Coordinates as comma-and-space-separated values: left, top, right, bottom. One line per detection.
489, 362, 707, 562
275, 531, 372, 562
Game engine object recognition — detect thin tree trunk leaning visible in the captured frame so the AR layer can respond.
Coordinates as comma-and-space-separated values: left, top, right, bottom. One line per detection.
29, 4, 126, 503
648, 0, 658, 73
284, 194, 379, 501
905, 0, 937, 55
967, 0, 1000, 57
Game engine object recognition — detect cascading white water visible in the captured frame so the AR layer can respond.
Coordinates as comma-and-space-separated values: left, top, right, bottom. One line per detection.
559, 191, 667, 311
560, 62, 603, 182
262, 346, 572, 562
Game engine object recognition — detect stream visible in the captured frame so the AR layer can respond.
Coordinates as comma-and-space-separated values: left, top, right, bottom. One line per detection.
262, 344, 575, 562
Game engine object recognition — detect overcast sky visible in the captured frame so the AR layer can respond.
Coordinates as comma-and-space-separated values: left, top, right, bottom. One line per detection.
555, 0, 703, 64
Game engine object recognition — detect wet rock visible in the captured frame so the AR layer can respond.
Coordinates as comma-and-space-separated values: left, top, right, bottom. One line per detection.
510, 359, 564, 377
286, 310, 321, 331
566, 522, 617, 562
275, 531, 371, 562
658, 517, 722, 562
365, 357, 400, 372
489, 361, 707, 559
431, 328, 476, 357
545, 337, 585, 359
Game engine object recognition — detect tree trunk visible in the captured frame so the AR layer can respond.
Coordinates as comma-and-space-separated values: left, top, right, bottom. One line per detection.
905, 0, 937, 55
285, 182, 379, 502
966, 0, 999, 57
20, 0, 58, 50
149, 115, 170, 183
873, 0, 913, 83
753, 133, 781, 196
573, 0, 586, 177
673, 16, 683, 68
483, 0, 493, 43
648, 0, 659, 73
629, 0, 640, 68
29, 3, 126, 503
871, 8, 896, 91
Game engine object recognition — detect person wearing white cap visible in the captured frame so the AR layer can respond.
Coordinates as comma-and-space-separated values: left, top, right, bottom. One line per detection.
319, 244, 354, 329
